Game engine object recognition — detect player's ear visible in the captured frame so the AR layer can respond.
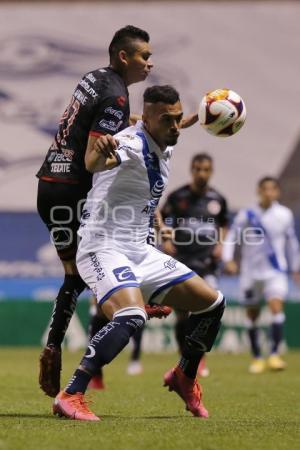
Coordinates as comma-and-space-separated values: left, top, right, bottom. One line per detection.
118, 50, 129, 66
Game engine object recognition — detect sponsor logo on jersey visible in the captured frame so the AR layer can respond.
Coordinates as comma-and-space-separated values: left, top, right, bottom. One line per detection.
104, 106, 124, 120
117, 96, 126, 107
207, 200, 221, 215
86, 72, 96, 83
89, 252, 105, 281
142, 180, 165, 215
74, 88, 88, 105
63, 149, 74, 160
79, 79, 98, 98
98, 119, 123, 132
113, 266, 136, 282
51, 163, 71, 173
164, 258, 177, 271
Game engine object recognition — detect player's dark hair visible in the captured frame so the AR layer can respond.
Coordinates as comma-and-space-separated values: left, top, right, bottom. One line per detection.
143, 85, 180, 105
109, 25, 150, 61
191, 153, 213, 169
258, 176, 280, 188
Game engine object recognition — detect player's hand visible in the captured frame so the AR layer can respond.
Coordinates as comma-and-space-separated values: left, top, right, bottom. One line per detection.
212, 243, 223, 261
160, 228, 177, 256
94, 135, 118, 158
224, 260, 238, 275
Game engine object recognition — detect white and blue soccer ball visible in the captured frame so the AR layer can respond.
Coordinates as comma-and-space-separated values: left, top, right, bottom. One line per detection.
199, 89, 246, 137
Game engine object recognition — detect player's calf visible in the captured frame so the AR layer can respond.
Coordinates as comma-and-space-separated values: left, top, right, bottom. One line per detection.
63, 306, 147, 396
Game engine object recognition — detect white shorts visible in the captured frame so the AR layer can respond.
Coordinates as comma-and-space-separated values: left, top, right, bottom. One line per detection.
76, 244, 195, 305
240, 273, 288, 306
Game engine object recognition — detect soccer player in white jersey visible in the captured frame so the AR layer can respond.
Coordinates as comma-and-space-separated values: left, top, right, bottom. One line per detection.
223, 177, 300, 374
52, 85, 226, 421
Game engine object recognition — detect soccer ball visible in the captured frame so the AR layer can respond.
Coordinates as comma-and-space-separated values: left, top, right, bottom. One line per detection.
199, 89, 246, 137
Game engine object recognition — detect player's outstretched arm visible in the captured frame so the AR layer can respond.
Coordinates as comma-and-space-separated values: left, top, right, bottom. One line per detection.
129, 114, 142, 125
180, 112, 198, 129
85, 134, 119, 173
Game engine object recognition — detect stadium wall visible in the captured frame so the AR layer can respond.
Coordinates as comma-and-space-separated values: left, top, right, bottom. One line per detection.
0, 299, 299, 350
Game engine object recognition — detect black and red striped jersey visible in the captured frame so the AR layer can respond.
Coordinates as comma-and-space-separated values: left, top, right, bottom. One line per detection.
37, 67, 130, 187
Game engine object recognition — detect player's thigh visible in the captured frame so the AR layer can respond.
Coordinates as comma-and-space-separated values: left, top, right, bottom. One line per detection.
240, 276, 262, 308
203, 273, 218, 289
37, 180, 85, 262
264, 274, 287, 306
162, 274, 219, 312
139, 247, 195, 304
264, 275, 287, 314
101, 287, 145, 320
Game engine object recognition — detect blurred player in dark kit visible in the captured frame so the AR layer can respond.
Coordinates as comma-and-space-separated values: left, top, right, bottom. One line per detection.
161, 153, 229, 376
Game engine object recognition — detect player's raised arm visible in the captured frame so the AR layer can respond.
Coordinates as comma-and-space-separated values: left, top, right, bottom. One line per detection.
180, 112, 199, 129
85, 134, 119, 172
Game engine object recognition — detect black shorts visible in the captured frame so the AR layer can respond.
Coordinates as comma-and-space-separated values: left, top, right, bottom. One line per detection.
37, 179, 89, 260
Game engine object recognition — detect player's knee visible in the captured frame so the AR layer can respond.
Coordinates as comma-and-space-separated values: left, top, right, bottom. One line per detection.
113, 306, 147, 329
81, 307, 147, 373
271, 312, 285, 324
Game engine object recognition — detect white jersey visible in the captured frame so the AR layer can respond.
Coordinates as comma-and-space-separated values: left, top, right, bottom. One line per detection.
222, 202, 300, 279
78, 121, 173, 255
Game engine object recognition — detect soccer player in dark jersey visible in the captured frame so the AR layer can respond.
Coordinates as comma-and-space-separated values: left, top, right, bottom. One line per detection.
161, 153, 229, 375
36, 25, 154, 398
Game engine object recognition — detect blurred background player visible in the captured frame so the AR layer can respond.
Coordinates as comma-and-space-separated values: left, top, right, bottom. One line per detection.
36, 25, 153, 397
161, 153, 229, 376
223, 176, 300, 373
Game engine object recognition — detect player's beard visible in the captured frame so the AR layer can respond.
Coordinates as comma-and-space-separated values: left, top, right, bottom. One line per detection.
165, 134, 179, 146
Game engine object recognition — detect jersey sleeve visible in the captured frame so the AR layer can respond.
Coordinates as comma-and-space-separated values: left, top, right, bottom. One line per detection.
89, 95, 128, 137
114, 135, 143, 165
218, 197, 229, 228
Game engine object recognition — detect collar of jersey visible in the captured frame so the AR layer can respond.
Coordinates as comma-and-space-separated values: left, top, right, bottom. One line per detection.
257, 200, 279, 213
136, 121, 172, 160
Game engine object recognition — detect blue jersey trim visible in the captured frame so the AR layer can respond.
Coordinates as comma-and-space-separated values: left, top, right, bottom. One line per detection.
137, 130, 165, 241
246, 209, 282, 272
149, 271, 196, 302
98, 283, 140, 305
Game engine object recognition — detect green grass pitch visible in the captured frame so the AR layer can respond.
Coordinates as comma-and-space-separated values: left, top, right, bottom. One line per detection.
0, 349, 299, 450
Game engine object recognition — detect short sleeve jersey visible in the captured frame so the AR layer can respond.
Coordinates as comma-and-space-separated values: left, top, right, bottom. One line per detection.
78, 122, 173, 254
37, 67, 130, 189
161, 185, 228, 275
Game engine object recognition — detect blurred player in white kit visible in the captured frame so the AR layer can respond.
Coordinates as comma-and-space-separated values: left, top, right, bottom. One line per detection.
223, 177, 300, 373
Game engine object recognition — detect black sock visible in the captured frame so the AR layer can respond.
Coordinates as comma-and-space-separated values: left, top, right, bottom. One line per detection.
248, 326, 261, 358
270, 322, 284, 354
88, 314, 108, 342
179, 296, 225, 379
175, 318, 189, 354
88, 313, 108, 379
179, 353, 204, 379
65, 369, 92, 395
131, 327, 144, 361
47, 274, 86, 348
